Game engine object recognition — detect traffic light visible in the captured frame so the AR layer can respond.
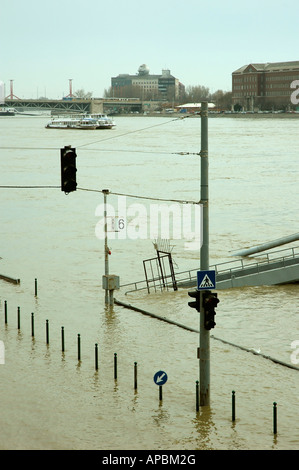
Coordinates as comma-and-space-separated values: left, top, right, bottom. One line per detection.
202, 290, 219, 330
61, 146, 77, 193
188, 290, 200, 311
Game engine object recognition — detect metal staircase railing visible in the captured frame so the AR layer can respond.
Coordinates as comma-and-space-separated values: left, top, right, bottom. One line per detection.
120, 245, 299, 294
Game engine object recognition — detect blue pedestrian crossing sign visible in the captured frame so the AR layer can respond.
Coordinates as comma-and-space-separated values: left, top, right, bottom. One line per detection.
197, 270, 216, 290
153, 370, 168, 386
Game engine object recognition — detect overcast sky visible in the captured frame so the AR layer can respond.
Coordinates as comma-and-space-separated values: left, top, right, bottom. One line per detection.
1, 0, 298, 99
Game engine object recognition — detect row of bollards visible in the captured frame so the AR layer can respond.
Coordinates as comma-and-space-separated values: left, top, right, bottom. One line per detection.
194, 385, 278, 435
3, 300, 278, 432
3, 303, 139, 384
230, 390, 278, 435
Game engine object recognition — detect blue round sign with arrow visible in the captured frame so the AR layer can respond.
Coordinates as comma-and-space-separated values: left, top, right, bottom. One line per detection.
153, 370, 168, 386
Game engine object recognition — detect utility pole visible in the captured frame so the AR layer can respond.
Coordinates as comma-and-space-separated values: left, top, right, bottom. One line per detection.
103, 189, 110, 304
102, 189, 120, 306
199, 101, 210, 406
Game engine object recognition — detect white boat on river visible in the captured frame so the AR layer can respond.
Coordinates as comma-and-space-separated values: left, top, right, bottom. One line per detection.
89, 113, 116, 129
45, 113, 115, 130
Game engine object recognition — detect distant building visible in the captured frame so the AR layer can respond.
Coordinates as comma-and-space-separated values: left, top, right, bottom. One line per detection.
232, 61, 299, 110
111, 64, 185, 100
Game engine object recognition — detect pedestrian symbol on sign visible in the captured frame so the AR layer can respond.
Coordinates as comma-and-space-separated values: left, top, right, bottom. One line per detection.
200, 274, 214, 288
197, 270, 216, 290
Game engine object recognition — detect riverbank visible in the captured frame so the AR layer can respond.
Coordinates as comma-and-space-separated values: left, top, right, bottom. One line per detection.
117, 111, 299, 119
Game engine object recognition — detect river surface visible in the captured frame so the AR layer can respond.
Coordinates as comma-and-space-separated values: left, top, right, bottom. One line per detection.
0, 114, 298, 450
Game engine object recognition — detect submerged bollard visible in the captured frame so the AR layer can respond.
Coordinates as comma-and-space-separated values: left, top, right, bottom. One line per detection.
134, 362, 137, 390
4, 301, 7, 324
95, 343, 98, 370
61, 327, 65, 352
31, 313, 34, 337
196, 381, 199, 412
46, 319, 49, 344
77, 334, 81, 361
273, 402, 277, 435
17, 307, 20, 329
114, 353, 117, 380
232, 390, 236, 422
35, 278, 38, 296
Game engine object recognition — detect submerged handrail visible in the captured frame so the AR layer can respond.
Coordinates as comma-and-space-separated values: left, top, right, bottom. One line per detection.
121, 245, 299, 294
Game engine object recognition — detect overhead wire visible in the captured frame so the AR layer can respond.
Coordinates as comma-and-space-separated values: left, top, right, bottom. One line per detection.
75, 113, 193, 149
0, 114, 199, 154
77, 187, 201, 205
0, 113, 201, 202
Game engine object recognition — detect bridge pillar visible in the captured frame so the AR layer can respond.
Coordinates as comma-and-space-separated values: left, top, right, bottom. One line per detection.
90, 100, 104, 114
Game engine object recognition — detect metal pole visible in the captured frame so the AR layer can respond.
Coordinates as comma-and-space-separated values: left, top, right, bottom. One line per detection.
134, 362, 138, 390
31, 313, 34, 337
233, 232, 299, 257
232, 390, 236, 421
273, 402, 277, 435
103, 189, 109, 304
61, 327, 65, 352
114, 353, 117, 380
200, 101, 210, 406
95, 343, 98, 370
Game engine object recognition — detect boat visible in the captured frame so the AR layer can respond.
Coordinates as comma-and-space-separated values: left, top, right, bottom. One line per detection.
45, 117, 99, 129
89, 113, 116, 129
45, 113, 115, 130
0, 107, 16, 116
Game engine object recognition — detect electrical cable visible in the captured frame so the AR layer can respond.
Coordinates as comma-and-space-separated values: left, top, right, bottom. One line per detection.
0, 185, 201, 205
75, 114, 192, 149
77, 187, 201, 205
0, 185, 60, 188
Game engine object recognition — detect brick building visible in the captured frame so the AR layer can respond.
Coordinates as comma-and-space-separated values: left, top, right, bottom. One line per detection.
232, 61, 299, 111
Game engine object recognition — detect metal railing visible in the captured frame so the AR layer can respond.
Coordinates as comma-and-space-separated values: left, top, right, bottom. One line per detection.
120, 245, 299, 294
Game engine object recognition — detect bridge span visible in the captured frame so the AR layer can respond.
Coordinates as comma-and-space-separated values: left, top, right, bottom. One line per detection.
4, 98, 143, 114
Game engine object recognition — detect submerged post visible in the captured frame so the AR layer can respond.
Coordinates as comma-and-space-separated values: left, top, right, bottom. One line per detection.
95, 343, 98, 370
200, 101, 210, 406
101, 189, 120, 306
232, 390, 236, 421
31, 313, 34, 337
273, 402, 277, 435
103, 189, 110, 305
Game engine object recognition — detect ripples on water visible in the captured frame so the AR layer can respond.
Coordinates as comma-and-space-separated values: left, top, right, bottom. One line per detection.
0, 115, 298, 449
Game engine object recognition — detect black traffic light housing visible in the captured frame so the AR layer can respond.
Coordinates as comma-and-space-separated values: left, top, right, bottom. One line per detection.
188, 290, 200, 311
202, 290, 219, 330
61, 146, 77, 194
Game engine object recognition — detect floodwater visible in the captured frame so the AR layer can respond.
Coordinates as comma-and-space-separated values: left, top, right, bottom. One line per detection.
0, 114, 298, 450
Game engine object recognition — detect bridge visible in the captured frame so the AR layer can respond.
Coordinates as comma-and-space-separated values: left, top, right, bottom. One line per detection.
4, 98, 143, 115
121, 236, 299, 294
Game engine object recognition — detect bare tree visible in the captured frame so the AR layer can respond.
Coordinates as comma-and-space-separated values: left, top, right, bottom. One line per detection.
184, 85, 210, 102
73, 89, 93, 99
211, 90, 232, 110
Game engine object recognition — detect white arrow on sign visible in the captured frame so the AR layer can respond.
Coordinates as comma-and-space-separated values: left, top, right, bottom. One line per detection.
156, 373, 166, 383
